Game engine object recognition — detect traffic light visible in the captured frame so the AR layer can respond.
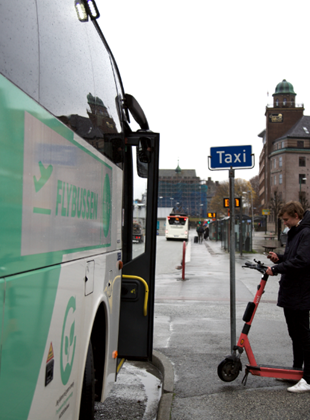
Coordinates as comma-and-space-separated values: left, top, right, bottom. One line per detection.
223, 198, 241, 208
207, 212, 216, 218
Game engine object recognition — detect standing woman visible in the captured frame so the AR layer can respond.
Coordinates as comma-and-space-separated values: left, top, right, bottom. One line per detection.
267, 201, 310, 393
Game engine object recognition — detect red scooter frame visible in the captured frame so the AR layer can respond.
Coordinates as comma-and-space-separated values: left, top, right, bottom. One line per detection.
218, 260, 303, 385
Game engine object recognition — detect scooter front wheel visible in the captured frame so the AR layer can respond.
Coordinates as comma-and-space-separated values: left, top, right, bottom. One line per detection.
217, 358, 241, 382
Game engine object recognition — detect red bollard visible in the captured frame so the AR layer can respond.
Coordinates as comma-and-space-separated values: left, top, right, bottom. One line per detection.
182, 241, 186, 280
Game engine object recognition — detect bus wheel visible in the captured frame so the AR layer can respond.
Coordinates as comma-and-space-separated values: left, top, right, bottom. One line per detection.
79, 341, 95, 420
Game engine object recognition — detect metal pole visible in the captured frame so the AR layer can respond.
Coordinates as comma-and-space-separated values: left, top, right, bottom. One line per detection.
239, 205, 242, 257
251, 191, 254, 231
229, 168, 236, 352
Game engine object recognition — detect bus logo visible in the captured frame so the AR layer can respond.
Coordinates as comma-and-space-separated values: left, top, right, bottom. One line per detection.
102, 173, 111, 237
60, 296, 77, 385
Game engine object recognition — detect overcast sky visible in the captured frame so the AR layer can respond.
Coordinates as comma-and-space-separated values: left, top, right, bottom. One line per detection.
98, 0, 310, 195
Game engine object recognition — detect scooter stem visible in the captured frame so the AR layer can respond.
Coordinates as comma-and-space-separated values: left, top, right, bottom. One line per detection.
236, 272, 268, 366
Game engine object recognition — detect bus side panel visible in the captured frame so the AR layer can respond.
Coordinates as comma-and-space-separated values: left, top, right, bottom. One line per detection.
0, 266, 60, 420
0, 75, 116, 278
24, 253, 122, 419
97, 251, 122, 401
23, 260, 88, 420
0, 277, 4, 372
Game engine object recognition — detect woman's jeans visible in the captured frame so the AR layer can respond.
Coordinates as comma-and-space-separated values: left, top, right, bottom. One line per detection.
284, 308, 310, 383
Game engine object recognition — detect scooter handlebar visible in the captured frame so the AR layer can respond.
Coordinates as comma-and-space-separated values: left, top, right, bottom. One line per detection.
242, 259, 268, 274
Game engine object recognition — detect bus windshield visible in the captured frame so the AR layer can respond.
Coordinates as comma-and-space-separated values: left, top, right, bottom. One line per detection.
168, 216, 187, 225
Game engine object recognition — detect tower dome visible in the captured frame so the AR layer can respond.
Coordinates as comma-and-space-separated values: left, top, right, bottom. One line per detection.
175, 162, 181, 174
273, 79, 296, 96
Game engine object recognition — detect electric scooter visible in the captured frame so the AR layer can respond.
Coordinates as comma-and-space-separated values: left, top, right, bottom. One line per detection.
217, 259, 303, 385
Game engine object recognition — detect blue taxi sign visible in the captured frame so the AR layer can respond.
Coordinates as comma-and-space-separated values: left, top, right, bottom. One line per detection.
210, 145, 253, 169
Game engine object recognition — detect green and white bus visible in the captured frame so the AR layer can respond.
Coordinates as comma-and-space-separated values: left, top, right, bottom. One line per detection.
0, 1, 159, 419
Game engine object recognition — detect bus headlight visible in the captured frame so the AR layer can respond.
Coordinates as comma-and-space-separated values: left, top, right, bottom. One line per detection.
75, 0, 100, 22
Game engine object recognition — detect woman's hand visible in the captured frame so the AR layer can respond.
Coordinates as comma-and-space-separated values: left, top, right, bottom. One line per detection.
266, 267, 274, 276
267, 252, 279, 263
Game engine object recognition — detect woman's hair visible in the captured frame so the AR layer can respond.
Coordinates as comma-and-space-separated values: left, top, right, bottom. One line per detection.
278, 201, 304, 219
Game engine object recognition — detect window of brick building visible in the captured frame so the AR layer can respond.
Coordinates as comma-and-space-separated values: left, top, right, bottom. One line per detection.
279, 156, 282, 167
299, 157, 306, 167
297, 141, 304, 148
279, 174, 282, 184
299, 174, 306, 184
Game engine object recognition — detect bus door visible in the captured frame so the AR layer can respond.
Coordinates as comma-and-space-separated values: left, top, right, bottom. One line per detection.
118, 130, 159, 360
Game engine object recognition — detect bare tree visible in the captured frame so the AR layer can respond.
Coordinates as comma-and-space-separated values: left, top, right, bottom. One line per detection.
268, 191, 283, 235
210, 178, 256, 218
299, 194, 310, 211
250, 175, 260, 214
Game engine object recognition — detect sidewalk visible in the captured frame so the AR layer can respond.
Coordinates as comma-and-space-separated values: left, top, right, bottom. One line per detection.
252, 230, 283, 254
154, 232, 310, 420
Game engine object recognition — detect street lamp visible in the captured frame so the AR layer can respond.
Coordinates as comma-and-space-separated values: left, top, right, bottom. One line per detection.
242, 190, 254, 232
242, 192, 248, 213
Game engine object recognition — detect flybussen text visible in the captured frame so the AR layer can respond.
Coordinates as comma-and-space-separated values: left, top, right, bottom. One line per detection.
56, 180, 98, 219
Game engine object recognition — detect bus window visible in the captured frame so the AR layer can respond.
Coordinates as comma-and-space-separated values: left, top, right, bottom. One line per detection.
38, 3, 124, 165
132, 147, 147, 258
168, 216, 187, 226
0, 2, 39, 99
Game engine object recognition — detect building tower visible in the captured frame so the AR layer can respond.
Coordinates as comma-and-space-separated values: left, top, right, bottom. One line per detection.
259, 79, 307, 211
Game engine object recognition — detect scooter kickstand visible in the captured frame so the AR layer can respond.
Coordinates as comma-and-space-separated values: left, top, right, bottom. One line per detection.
242, 368, 249, 386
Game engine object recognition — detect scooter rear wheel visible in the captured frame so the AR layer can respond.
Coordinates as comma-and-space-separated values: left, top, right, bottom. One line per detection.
217, 358, 241, 382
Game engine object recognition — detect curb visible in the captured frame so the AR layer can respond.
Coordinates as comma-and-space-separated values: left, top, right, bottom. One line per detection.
152, 350, 174, 420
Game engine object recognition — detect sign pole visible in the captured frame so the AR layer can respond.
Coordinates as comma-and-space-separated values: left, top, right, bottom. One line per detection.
229, 168, 236, 352
208, 145, 254, 353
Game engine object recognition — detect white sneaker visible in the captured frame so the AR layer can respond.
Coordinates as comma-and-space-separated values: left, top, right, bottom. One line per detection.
287, 378, 310, 393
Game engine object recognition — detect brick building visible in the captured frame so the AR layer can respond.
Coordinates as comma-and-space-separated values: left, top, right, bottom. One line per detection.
258, 79, 310, 215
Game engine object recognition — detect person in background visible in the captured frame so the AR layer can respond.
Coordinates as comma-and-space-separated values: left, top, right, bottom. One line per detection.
197, 223, 204, 244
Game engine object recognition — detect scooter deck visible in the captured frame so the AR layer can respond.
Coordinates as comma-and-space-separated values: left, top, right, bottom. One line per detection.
246, 364, 303, 380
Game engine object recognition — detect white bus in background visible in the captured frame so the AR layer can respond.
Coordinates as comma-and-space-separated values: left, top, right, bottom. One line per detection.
165, 214, 189, 241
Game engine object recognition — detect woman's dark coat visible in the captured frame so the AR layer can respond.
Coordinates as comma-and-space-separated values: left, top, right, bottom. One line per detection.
273, 210, 310, 310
